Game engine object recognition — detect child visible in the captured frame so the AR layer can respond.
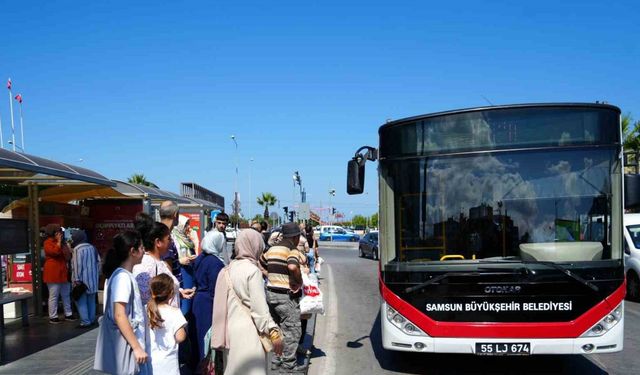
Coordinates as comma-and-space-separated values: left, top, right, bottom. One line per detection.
148, 273, 188, 375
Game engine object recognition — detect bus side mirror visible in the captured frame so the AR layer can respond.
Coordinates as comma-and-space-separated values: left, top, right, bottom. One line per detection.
347, 158, 365, 195
625, 174, 640, 209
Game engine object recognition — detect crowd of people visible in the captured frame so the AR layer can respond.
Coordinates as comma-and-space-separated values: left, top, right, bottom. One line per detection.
84, 200, 321, 375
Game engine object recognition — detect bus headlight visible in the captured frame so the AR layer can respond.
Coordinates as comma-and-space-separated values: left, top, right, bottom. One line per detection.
386, 305, 427, 336
581, 303, 623, 337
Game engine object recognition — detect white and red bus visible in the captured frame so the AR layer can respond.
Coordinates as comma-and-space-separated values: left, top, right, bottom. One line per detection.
348, 103, 625, 355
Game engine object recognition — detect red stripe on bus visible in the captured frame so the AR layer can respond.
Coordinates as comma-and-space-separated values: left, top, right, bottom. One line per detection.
380, 273, 625, 338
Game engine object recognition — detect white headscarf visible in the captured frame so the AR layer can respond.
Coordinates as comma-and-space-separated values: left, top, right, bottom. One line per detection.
201, 230, 226, 262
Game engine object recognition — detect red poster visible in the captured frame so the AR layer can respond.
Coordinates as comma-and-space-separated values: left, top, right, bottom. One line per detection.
12, 263, 32, 283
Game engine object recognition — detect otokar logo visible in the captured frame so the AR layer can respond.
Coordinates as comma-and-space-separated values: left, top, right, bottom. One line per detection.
484, 285, 522, 294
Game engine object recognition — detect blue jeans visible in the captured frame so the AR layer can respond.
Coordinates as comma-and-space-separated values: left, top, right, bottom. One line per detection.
75, 291, 96, 326
307, 250, 316, 273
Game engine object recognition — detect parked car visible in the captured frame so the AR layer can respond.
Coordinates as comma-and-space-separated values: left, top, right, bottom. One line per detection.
624, 214, 640, 301
318, 226, 360, 242
359, 231, 379, 260
225, 227, 239, 241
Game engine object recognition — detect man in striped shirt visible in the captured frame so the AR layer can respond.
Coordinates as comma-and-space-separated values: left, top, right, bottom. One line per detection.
261, 222, 305, 371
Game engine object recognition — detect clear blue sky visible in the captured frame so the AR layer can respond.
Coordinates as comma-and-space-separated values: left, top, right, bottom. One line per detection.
0, 0, 638, 221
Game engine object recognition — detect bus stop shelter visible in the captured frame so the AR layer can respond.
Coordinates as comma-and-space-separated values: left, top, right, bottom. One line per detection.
0, 148, 115, 317
4, 179, 223, 253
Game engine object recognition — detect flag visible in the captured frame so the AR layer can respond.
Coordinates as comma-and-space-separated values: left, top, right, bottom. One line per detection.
14, 94, 22, 103
7, 78, 11, 90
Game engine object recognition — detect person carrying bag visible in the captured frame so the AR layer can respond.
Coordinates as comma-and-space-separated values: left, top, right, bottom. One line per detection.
94, 231, 150, 375
211, 229, 283, 375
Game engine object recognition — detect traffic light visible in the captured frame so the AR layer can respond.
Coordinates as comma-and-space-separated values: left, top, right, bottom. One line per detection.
283, 206, 288, 215
289, 210, 295, 222
332, 207, 336, 215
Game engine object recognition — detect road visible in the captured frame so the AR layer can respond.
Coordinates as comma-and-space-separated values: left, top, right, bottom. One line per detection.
309, 247, 640, 375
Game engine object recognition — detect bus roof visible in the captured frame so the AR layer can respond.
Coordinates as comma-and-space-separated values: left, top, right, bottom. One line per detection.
379, 102, 621, 131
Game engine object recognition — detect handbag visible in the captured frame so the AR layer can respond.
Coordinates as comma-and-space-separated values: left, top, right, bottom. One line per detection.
93, 269, 139, 375
224, 269, 274, 352
198, 327, 216, 375
71, 282, 88, 301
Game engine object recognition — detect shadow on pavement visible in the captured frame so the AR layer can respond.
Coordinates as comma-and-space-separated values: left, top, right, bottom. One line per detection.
0, 314, 96, 365
368, 312, 609, 375
309, 345, 326, 359
346, 335, 369, 349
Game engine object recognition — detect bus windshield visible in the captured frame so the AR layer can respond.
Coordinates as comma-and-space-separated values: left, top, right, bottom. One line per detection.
380, 147, 622, 264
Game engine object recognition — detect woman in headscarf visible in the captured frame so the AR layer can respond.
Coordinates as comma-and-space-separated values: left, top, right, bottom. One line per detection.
70, 229, 100, 327
189, 230, 226, 370
172, 216, 197, 315
211, 230, 283, 375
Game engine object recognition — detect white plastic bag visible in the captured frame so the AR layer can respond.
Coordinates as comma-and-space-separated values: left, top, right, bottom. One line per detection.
300, 273, 324, 315
314, 256, 324, 273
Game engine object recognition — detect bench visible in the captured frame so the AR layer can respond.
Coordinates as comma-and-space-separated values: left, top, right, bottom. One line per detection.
0, 292, 32, 330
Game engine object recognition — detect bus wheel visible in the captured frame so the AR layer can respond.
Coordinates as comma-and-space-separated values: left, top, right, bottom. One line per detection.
627, 271, 640, 301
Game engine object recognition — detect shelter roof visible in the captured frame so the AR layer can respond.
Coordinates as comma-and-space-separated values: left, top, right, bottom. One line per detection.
0, 148, 115, 187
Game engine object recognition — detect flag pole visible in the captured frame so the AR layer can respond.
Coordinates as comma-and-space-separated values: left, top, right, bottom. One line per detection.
7, 78, 15, 152
0, 105, 4, 149
17, 95, 24, 151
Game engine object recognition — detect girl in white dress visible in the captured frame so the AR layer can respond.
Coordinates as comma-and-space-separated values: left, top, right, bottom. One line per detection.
148, 273, 188, 375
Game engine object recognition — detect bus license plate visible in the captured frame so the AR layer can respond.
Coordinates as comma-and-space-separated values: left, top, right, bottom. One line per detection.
475, 343, 530, 356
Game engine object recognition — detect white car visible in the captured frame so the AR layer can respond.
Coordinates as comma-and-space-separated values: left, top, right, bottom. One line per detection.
623, 213, 640, 301
225, 227, 239, 241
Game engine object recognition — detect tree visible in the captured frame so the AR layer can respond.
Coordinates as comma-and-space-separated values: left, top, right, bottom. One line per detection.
352, 215, 367, 227
370, 212, 379, 228
256, 192, 278, 220
623, 113, 640, 152
128, 173, 159, 188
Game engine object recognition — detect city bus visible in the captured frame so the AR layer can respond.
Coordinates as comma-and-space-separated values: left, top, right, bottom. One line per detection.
347, 103, 627, 355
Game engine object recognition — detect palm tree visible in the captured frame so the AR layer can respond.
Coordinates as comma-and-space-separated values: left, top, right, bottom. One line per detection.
623, 113, 640, 152
128, 173, 159, 188
256, 192, 278, 220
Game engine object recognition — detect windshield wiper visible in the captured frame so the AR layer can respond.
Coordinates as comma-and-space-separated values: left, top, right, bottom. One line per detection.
523, 260, 600, 292
404, 273, 457, 294
478, 259, 599, 292
404, 271, 515, 294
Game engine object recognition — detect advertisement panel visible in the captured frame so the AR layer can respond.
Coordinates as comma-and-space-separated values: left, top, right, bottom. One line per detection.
12, 262, 32, 283
86, 200, 143, 256
180, 212, 202, 252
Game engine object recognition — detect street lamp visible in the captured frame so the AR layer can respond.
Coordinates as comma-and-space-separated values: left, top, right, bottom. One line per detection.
249, 157, 254, 222
231, 135, 239, 228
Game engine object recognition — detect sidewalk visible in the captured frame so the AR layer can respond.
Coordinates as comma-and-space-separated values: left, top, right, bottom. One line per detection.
0, 312, 317, 375
0, 317, 99, 375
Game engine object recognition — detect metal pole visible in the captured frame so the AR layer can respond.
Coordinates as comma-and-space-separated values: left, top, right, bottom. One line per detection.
249, 157, 253, 222
0, 108, 4, 149
231, 135, 238, 227
28, 184, 42, 316
8, 83, 16, 152
19, 101, 24, 151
